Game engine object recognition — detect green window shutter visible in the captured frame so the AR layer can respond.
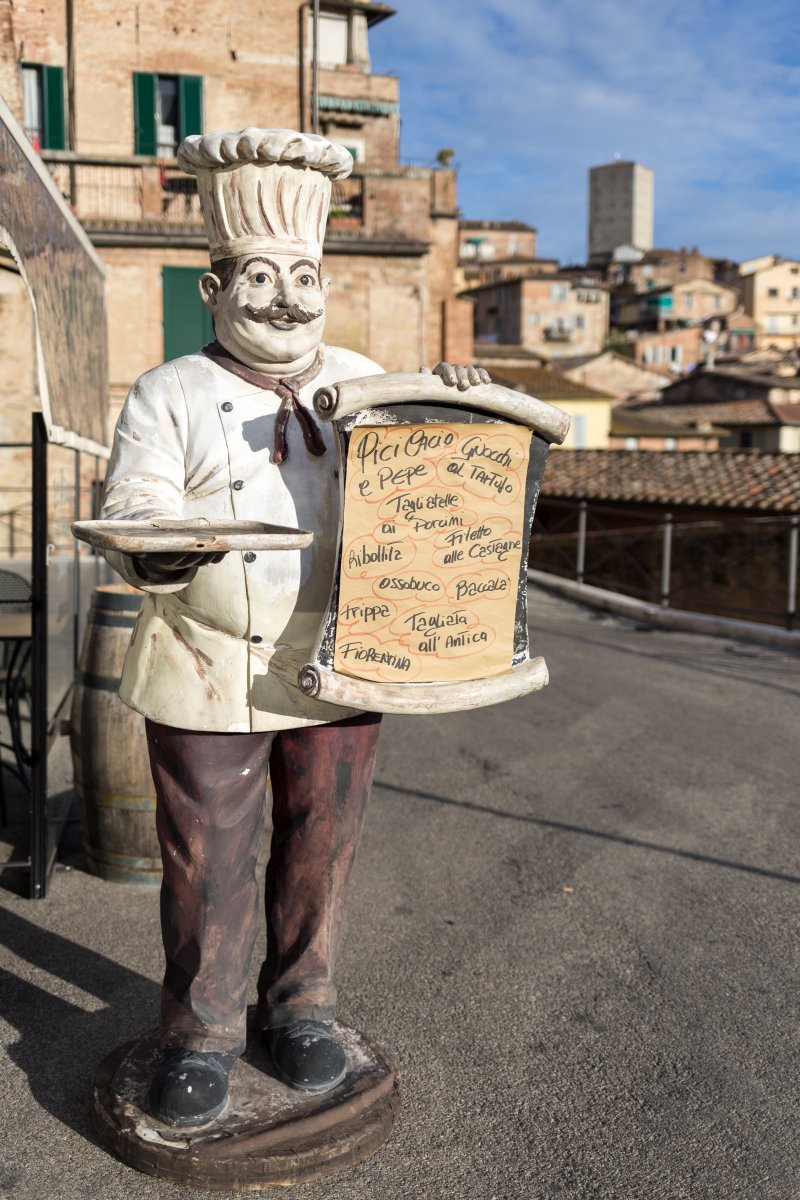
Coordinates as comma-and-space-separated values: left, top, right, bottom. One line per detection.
134, 72, 157, 156
178, 75, 204, 140
41, 65, 66, 150
163, 267, 214, 361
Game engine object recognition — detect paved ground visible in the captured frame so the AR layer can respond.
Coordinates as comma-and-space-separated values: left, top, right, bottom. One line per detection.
1, 586, 799, 1200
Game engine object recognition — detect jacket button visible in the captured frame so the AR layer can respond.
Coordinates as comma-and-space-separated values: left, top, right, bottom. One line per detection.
250, 634, 263, 644
243, 552, 256, 563
221, 401, 233, 412
233, 479, 244, 490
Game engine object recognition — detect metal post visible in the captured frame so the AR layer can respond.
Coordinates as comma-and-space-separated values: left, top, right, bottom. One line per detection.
660, 512, 673, 608
311, 0, 320, 134
73, 449, 81, 669
576, 501, 587, 585
787, 518, 798, 632
9, 509, 14, 558
30, 413, 48, 898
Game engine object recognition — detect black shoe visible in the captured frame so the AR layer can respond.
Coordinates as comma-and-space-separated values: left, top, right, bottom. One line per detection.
267, 1022, 347, 1093
148, 1048, 236, 1127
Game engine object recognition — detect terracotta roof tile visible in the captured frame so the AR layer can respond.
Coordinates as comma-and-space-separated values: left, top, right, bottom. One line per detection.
610, 409, 724, 437
631, 399, 781, 427
490, 366, 615, 402
540, 450, 800, 514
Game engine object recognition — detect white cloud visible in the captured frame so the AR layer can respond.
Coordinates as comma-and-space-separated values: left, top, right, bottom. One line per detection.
372, 0, 800, 262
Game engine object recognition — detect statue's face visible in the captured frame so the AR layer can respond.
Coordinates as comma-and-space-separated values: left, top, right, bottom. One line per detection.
201, 251, 329, 366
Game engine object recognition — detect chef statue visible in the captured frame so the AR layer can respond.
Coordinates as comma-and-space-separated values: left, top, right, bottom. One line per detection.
100, 128, 489, 1128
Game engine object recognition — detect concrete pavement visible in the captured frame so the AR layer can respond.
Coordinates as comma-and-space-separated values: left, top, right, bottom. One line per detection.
1, 586, 799, 1200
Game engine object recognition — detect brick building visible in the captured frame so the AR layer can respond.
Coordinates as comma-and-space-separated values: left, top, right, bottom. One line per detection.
467, 274, 610, 361
0, 0, 471, 423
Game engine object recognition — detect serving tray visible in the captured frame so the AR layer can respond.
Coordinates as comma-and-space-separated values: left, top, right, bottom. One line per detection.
71, 519, 314, 553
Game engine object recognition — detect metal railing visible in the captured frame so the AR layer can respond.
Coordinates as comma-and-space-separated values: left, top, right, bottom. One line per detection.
0, 502, 33, 557
329, 176, 364, 226
44, 155, 204, 229
531, 498, 799, 631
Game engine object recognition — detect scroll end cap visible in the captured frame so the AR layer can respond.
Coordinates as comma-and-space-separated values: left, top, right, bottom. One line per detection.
298, 665, 322, 698
313, 385, 339, 419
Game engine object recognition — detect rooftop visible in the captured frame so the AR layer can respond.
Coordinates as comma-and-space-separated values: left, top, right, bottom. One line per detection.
662, 366, 800, 395
630, 399, 800, 429
491, 366, 615, 402
610, 408, 725, 439
459, 219, 537, 233
460, 275, 608, 296
541, 449, 800, 513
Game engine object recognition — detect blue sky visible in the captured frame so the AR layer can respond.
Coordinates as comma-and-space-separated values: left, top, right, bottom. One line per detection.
370, 0, 800, 265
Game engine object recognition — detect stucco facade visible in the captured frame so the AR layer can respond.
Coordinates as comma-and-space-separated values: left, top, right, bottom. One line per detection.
739, 258, 800, 350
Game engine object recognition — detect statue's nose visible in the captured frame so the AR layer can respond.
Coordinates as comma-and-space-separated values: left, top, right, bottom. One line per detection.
274, 275, 297, 306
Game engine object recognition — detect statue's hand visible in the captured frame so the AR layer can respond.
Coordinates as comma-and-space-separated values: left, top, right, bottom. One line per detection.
132, 551, 227, 583
421, 362, 491, 392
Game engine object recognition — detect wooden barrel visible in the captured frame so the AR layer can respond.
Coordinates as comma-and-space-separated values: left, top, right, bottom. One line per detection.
70, 584, 161, 886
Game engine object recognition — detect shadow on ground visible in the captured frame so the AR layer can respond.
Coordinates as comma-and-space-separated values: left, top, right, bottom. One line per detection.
0, 905, 159, 1147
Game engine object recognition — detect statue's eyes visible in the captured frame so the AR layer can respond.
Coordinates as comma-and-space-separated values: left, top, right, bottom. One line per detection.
254, 273, 268, 284
298, 274, 313, 286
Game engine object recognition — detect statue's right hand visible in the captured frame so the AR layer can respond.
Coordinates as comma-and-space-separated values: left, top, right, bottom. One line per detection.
131, 551, 226, 582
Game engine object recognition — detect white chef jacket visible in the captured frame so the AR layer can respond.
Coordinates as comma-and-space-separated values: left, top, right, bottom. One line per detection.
101, 344, 384, 732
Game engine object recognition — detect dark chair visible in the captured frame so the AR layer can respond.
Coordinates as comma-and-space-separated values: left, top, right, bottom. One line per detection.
0, 569, 32, 825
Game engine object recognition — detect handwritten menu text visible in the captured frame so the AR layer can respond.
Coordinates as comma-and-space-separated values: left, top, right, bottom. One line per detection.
333, 422, 532, 684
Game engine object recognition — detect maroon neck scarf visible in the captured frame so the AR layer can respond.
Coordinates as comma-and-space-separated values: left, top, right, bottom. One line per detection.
201, 340, 326, 465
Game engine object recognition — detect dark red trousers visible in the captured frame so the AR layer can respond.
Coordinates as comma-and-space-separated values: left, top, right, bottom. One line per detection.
145, 713, 381, 1055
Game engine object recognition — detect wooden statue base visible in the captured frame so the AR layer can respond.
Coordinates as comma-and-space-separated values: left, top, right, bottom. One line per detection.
92, 1010, 400, 1191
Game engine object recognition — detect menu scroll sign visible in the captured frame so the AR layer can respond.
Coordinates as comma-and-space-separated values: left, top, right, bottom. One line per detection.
298, 373, 570, 716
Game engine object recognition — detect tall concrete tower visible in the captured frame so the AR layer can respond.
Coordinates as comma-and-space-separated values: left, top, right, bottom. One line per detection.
588, 160, 654, 263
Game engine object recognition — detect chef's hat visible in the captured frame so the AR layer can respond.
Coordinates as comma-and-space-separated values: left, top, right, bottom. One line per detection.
177, 127, 353, 262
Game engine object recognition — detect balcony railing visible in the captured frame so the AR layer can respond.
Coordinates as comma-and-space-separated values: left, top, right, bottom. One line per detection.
41, 152, 365, 236
329, 176, 364, 231
44, 155, 205, 230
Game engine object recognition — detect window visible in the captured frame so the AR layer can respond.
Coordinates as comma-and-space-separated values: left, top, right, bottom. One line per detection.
664, 437, 677, 450
527, 313, 539, 326
768, 287, 779, 298
766, 315, 779, 334
572, 414, 587, 449
791, 287, 800, 301
21, 63, 65, 150
575, 315, 586, 330
317, 11, 349, 65
739, 430, 753, 448
683, 293, 694, 310
550, 284, 569, 302
340, 138, 364, 163
669, 345, 683, 364
624, 436, 639, 450
163, 267, 214, 360
134, 73, 203, 156
308, 8, 370, 68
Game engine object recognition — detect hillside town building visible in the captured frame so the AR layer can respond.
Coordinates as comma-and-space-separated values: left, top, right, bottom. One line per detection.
626, 364, 800, 452
467, 274, 610, 361
737, 256, 800, 350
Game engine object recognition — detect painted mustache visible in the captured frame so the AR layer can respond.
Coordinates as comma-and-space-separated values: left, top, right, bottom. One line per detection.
244, 303, 324, 325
